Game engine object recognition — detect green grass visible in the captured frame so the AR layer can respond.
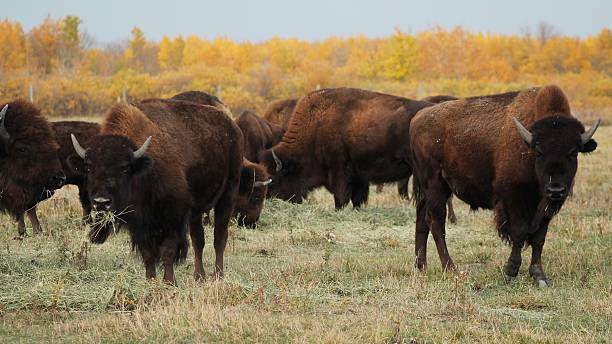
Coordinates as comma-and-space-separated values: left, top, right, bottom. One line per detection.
0, 127, 610, 343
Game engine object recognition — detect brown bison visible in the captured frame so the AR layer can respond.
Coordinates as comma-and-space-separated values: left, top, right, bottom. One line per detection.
16, 121, 100, 237
259, 88, 433, 209
169, 93, 272, 227
391, 95, 459, 224
235, 110, 285, 162
235, 158, 271, 227
0, 100, 66, 234
69, 99, 243, 284
262, 98, 298, 130
170, 90, 232, 116
410, 85, 600, 287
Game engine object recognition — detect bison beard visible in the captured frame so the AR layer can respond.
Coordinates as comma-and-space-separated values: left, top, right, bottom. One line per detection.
0, 100, 65, 236
260, 87, 434, 209
410, 85, 600, 287
69, 99, 243, 284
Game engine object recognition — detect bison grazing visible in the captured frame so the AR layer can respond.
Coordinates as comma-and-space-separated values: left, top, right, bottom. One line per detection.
0, 100, 66, 235
410, 85, 600, 286
235, 158, 271, 227
235, 110, 285, 162
69, 99, 243, 284
16, 121, 100, 237
262, 98, 298, 130
259, 88, 433, 209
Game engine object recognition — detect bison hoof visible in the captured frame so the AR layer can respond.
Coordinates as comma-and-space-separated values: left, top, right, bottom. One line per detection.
503, 271, 517, 283
194, 272, 206, 282
12, 235, 25, 241
536, 279, 549, 288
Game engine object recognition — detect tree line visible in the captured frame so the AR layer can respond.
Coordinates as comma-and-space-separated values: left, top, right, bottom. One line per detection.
0, 16, 610, 122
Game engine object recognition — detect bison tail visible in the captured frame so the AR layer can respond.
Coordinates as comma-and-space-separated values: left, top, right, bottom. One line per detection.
411, 172, 424, 207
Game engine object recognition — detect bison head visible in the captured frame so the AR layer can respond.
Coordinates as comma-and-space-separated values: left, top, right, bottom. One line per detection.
513, 116, 599, 203
259, 147, 307, 203
0, 102, 66, 218
68, 134, 152, 240
235, 159, 271, 228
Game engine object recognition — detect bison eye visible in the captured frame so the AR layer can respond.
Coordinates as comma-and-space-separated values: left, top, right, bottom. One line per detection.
121, 166, 130, 174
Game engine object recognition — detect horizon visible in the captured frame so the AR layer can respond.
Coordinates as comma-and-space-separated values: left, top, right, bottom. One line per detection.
3, 0, 610, 45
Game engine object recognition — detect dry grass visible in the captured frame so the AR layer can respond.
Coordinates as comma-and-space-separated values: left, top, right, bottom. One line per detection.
0, 127, 610, 343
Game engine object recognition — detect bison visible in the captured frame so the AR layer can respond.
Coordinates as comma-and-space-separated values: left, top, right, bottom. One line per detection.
409, 85, 600, 287
0, 100, 66, 236
262, 98, 298, 130
259, 88, 434, 209
16, 121, 100, 237
392, 95, 459, 224
235, 158, 271, 227
235, 110, 285, 162
169, 93, 273, 227
69, 99, 243, 284
170, 90, 232, 116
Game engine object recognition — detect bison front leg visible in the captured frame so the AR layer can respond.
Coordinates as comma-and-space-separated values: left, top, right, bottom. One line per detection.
15, 213, 26, 239
141, 248, 157, 281
27, 207, 42, 235
160, 237, 179, 286
528, 219, 551, 287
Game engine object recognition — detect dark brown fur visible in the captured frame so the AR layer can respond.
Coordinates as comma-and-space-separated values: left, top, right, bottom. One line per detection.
69, 99, 243, 284
410, 85, 599, 286
235, 110, 285, 162
0, 100, 65, 235
170, 91, 232, 117
17, 121, 100, 236
259, 88, 433, 209
262, 98, 298, 130
235, 158, 270, 227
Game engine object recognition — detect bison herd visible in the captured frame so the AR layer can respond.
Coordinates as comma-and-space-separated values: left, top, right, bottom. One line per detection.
0, 85, 600, 287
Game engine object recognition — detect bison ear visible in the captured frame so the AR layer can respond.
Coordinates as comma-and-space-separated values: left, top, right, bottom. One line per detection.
131, 156, 152, 176
580, 139, 597, 153
66, 154, 85, 175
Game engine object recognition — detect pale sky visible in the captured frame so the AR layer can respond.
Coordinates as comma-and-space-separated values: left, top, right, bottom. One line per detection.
2, 0, 610, 43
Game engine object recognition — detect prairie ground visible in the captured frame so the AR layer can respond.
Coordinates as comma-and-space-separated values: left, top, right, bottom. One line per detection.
0, 127, 609, 343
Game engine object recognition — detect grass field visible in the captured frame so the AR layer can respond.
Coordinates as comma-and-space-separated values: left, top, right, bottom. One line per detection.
0, 127, 609, 343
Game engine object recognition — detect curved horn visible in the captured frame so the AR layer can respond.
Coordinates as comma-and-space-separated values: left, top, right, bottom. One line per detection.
133, 136, 152, 159
70, 134, 87, 159
512, 117, 533, 146
581, 118, 601, 145
271, 148, 283, 172
0, 104, 10, 144
253, 178, 272, 187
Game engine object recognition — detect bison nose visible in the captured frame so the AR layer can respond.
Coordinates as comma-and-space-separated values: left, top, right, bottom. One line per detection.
49, 171, 66, 189
546, 184, 566, 200
92, 196, 112, 210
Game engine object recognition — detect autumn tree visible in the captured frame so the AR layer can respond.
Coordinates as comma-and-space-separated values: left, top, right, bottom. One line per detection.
58, 15, 82, 68
28, 16, 60, 74
124, 27, 146, 71
0, 19, 27, 73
